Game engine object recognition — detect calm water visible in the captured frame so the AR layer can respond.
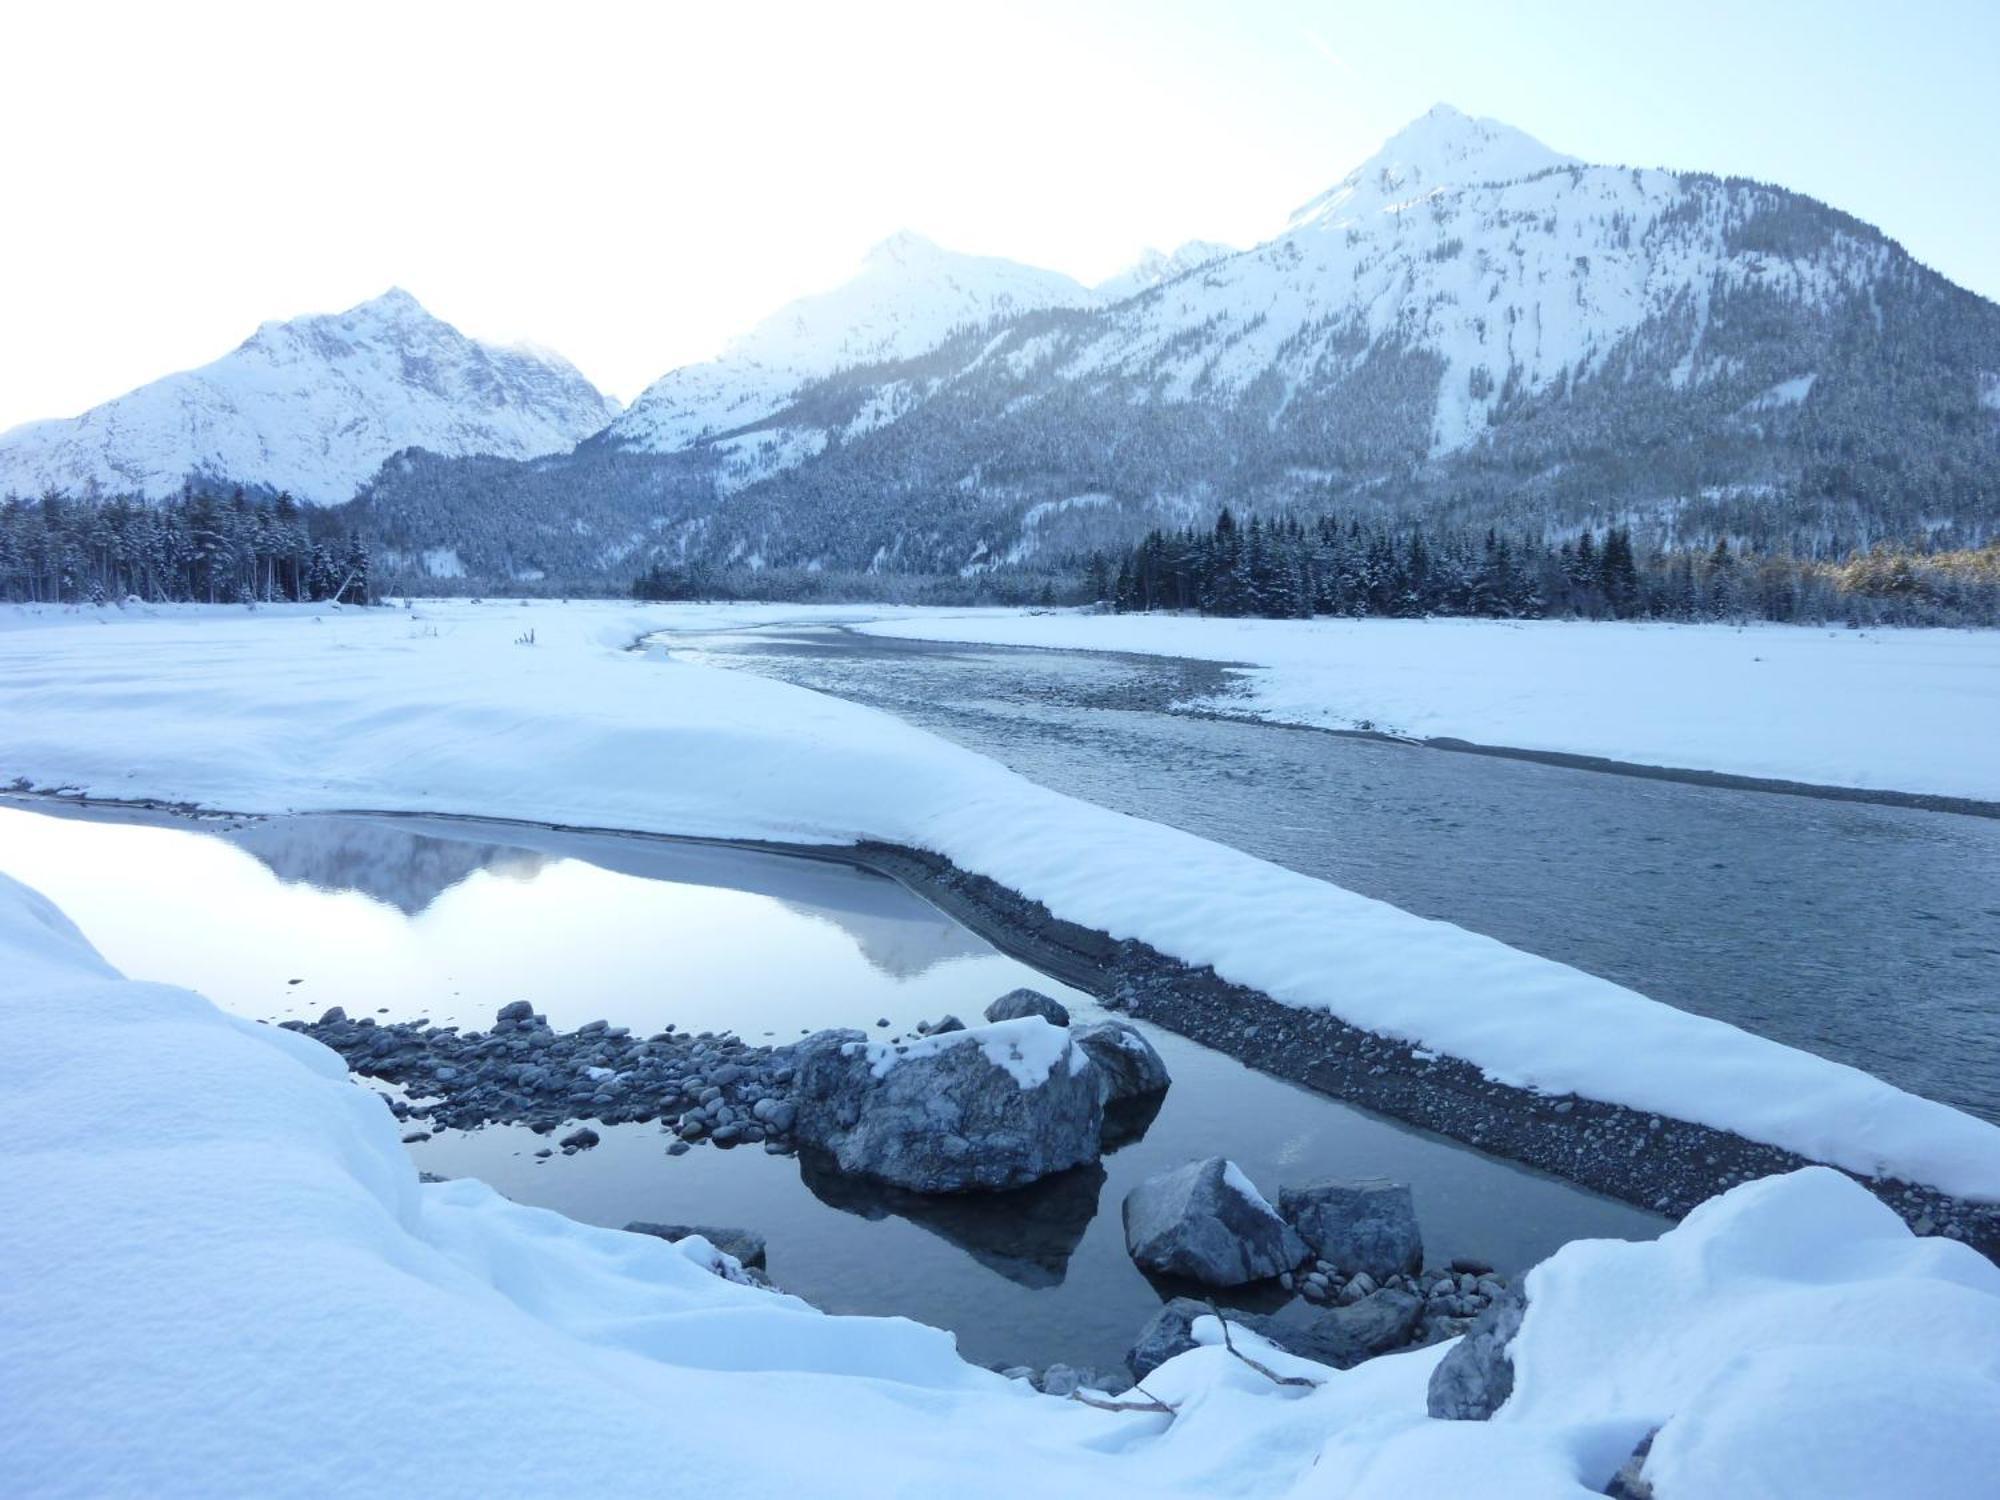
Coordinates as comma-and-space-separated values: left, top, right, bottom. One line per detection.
0, 801, 1662, 1371
662, 623, 2000, 1125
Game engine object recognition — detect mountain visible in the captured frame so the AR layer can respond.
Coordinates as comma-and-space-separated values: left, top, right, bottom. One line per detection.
0, 290, 620, 505
1094, 241, 1239, 301
603, 231, 1093, 493
349, 105, 2000, 588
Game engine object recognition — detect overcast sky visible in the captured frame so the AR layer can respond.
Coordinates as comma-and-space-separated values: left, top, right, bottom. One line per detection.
4, 0, 1995, 430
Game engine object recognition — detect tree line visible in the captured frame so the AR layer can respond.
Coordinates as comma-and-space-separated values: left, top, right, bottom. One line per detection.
0, 492, 371, 605
1093, 509, 2000, 627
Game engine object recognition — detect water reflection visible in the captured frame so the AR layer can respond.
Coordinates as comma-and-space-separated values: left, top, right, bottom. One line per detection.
2, 798, 1667, 1370
798, 1152, 1106, 1290
0, 804, 1015, 1035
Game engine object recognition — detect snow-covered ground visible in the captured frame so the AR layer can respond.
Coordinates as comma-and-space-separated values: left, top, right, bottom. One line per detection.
3, 871, 1997, 1497
849, 612, 2000, 802
1, 600, 1995, 1203
4, 599, 2000, 1494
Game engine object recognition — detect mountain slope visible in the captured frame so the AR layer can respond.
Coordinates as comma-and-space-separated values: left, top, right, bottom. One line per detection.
604, 232, 1093, 469
352, 105, 2000, 587
0, 290, 620, 505
1094, 241, 1239, 302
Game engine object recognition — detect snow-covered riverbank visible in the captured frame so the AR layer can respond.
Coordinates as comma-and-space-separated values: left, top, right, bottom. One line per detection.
847, 612, 2000, 803
2, 599, 1995, 1204
3, 868, 1998, 1497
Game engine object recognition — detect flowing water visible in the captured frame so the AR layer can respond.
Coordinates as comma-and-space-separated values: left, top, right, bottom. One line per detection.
661, 623, 2000, 1125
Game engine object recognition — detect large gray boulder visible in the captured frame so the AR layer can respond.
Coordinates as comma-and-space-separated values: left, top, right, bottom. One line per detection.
1071, 1020, 1171, 1106
789, 1019, 1102, 1192
1242, 1289, 1424, 1369
1427, 1284, 1527, 1419
1123, 1157, 1308, 1286
984, 988, 1071, 1028
1278, 1177, 1423, 1280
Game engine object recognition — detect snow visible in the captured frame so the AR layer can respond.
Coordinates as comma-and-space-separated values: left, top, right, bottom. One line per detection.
5, 604, 1999, 1493
0, 290, 620, 505
865, 1015, 1080, 1087
851, 611, 2000, 804
1, 601, 1997, 1205
1221, 1160, 1281, 1217
2, 871, 1991, 1500
1095, 241, 1239, 301
608, 232, 1092, 455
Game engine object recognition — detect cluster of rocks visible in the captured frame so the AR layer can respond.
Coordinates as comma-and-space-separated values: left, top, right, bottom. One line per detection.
1116, 1159, 1512, 1374
288, 989, 1170, 1195
287, 1001, 802, 1149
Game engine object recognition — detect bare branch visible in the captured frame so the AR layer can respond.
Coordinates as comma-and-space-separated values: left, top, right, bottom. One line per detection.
1205, 1299, 1323, 1390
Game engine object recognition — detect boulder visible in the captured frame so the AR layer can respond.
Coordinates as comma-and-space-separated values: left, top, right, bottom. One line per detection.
1241, 1288, 1424, 1369
1278, 1177, 1423, 1280
1127, 1296, 1215, 1379
788, 1019, 1102, 1192
624, 1222, 767, 1269
1427, 1284, 1527, 1419
1071, 1020, 1171, 1106
984, 988, 1071, 1027
1123, 1158, 1308, 1286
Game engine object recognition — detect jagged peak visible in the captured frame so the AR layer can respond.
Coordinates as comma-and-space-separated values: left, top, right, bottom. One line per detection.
1290, 104, 1577, 229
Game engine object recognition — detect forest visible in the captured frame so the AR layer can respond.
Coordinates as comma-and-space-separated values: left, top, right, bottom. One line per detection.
1096, 509, 2000, 627
0, 492, 371, 605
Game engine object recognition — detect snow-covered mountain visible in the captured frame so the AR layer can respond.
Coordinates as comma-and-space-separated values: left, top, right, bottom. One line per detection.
604, 232, 1092, 460
1094, 240, 1238, 301
357, 105, 2000, 587
0, 290, 619, 505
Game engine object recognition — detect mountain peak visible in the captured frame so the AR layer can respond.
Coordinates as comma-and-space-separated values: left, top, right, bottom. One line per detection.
1290, 105, 1575, 229
864, 230, 944, 268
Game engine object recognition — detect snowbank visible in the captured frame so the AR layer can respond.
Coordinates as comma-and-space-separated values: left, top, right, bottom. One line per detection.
1, 600, 1996, 1202
867, 1015, 1083, 1087
4, 868, 1998, 1497
847, 611, 2000, 802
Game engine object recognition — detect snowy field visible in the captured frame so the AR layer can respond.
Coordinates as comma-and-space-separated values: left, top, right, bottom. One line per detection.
3, 599, 2000, 1494
847, 612, 2000, 802
0, 599, 1995, 1201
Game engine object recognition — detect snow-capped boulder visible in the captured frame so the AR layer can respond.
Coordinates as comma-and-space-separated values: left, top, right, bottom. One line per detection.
788, 1018, 1102, 1192
1071, 1019, 1170, 1106
1278, 1177, 1423, 1280
1427, 1283, 1527, 1419
1122, 1158, 1308, 1286
623, 1223, 767, 1270
983, 988, 1071, 1027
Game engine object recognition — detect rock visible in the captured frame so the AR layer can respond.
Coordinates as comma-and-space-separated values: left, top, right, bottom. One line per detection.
1604, 1430, 1659, 1500
558, 1126, 600, 1151
318, 1006, 348, 1026
788, 1020, 1103, 1192
624, 1222, 767, 1269
1122, 1158, 1308, 1287
1070, 1020, 1171, 1106
1278, 1177, 1423, 1281
1449, 1254, 1495, 1276
1037, 1363, 1085, 1397
495, 1000, 533, 1024
1127, 1296, 1214, 1379
1242, 1288, 1424, 1369
983, 988, 1071, 1028
1427, 1284, 1527, 1419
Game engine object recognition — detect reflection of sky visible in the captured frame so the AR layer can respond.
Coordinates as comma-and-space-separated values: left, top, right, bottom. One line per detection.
0, 806, 1075, 1036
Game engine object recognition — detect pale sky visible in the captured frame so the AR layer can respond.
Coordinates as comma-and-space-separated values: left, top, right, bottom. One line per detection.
4, 0, 1996, 430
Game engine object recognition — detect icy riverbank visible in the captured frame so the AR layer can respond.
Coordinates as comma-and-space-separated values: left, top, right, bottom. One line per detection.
3, 868, 1998, 1497
847, 611, 2000, 804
